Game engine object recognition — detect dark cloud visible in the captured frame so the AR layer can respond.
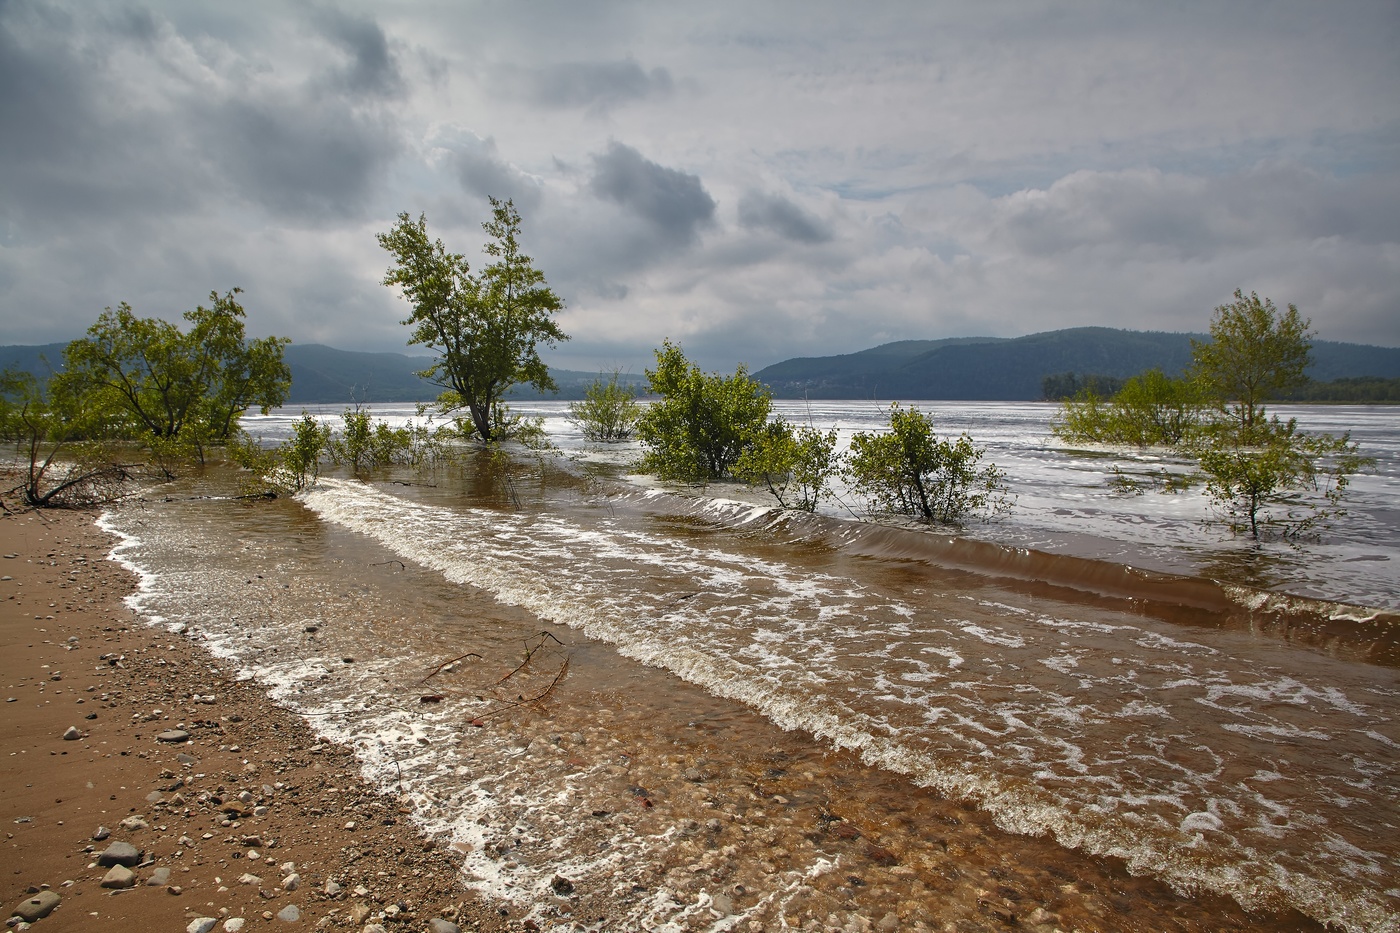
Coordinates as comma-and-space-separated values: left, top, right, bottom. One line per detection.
588, 142, 716, 246
313, 6, 404, 99
737, 191, 832, 243
445, 134, 542, 210
510, 60, 673, 112
200, 95, 400, 220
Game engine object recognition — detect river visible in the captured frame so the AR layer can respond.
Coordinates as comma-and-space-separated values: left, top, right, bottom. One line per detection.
100, 401, 1399, 931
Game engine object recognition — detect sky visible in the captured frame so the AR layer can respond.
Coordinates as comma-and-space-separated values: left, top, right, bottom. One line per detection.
2, 1, 1398, 372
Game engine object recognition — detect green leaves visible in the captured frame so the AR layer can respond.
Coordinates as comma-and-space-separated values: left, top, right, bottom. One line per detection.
846, 404, 1010, 526
568, 369, 640, 442
1191, 289, 1312, 433
734, 419, 839, 512
377, 200, 567, 443
1052, 369, 1206, 448
635, 340, 773, 482
57, 288, 291, 472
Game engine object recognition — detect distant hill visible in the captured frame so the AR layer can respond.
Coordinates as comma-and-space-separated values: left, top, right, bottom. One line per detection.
6, 329, 1397, 403
753, 327, 1400, 400
0, 342, 646, 404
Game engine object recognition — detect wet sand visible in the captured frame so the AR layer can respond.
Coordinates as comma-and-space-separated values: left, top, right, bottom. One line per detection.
0, 505, 506, 933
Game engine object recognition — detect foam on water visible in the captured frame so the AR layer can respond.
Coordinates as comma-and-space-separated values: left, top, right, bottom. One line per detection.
292, 477, 1399, 931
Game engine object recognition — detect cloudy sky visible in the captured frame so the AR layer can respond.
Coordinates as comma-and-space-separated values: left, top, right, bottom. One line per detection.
2, 1, 1397, 371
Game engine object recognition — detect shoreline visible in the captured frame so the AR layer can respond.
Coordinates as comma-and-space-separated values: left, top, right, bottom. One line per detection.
0, 505, 507, 932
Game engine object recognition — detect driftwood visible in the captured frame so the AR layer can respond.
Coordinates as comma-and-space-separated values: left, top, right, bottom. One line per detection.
419, 652, 482, 684
372, 559, 406, 571
494, 631, 566, 686
476, 656, 571, 721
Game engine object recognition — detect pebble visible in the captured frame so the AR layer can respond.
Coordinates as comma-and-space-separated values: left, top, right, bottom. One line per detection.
146, 867, 172, 886
10, 892, 60, 922
100, 865, 136, 889
62, 726, 81, 741
282, 873, 300, 891
156, 729, 191, 743
223, 920, 246, 932
238, 873, 263, 886
362, 925, 388, 933
187, 920, 217, 933
276, 905, 300, 922
92, 826, 110, 841
427, 920, 461, 933
323, 880, 342, 896
118, 815, 149, 831
96, 841, 142, 867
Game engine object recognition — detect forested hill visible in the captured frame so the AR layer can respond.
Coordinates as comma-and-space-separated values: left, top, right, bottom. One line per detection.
6, 329, 1398, 403
753, 327, 1400, 400
0, 342, 646, 404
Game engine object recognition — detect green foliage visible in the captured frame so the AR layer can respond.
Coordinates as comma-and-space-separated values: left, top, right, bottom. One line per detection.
327, 407, 414, 472
568, 369, 640, 442
378, 199, 567, 443
1280, 376, 1400, 403
734, 419, 840, 512
1041, 372, 1127, 402
846, 404, 1011, 525
230, 414, 332, 494
1191, 289, 1312, 434
1, 369, 133, 508
58, 288, 290, 470
634, 340, 773, 482
1052, 369, 1206, 447
1193, 417, 1373, 541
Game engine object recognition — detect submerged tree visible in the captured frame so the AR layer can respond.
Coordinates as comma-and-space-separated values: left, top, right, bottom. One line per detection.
734, 419, 840, 512
634, 340, 772, 482
846, 404, 1010, 525
378, 199, 567, 443
1191, 289, 1312, 436
568, 368, 640, 442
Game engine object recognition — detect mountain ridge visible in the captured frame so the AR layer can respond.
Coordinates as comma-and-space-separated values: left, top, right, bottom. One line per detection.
4, 328, 1398, 403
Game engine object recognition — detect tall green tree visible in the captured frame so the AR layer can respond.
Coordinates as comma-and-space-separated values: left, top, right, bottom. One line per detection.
59, 288, 290, 464
378, 199, 567, 443
1191, 289, 1312, 436
635, 340, 772, 482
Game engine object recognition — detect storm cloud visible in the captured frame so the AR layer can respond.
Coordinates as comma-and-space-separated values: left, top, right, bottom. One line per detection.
738, 192, 833, 244
588, 142, 717, 247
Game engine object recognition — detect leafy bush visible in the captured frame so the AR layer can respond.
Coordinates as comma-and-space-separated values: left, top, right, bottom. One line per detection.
568, 369, 640, 442
1052, 369, 1204, 447
734, 419, 840, 512
635, 340, 772, 482
846, 404, 1010, 525
327, 407, 413, 471
1192, 417, 1372, 541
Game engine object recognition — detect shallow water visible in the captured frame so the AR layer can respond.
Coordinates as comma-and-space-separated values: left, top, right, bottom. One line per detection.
103, 402, 1400, 931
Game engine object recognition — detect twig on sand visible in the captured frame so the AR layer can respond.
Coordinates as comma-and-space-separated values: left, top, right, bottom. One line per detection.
372, 559, 406, 571
419, 652, 483, 684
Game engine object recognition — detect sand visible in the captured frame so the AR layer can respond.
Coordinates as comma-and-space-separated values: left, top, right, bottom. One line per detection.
0, 504, 510, 932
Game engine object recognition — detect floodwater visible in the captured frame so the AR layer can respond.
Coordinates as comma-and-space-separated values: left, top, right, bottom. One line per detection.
101, 401, 1400, 931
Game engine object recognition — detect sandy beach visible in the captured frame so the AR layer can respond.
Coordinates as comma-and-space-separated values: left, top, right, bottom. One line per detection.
0, 504, 507, 933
